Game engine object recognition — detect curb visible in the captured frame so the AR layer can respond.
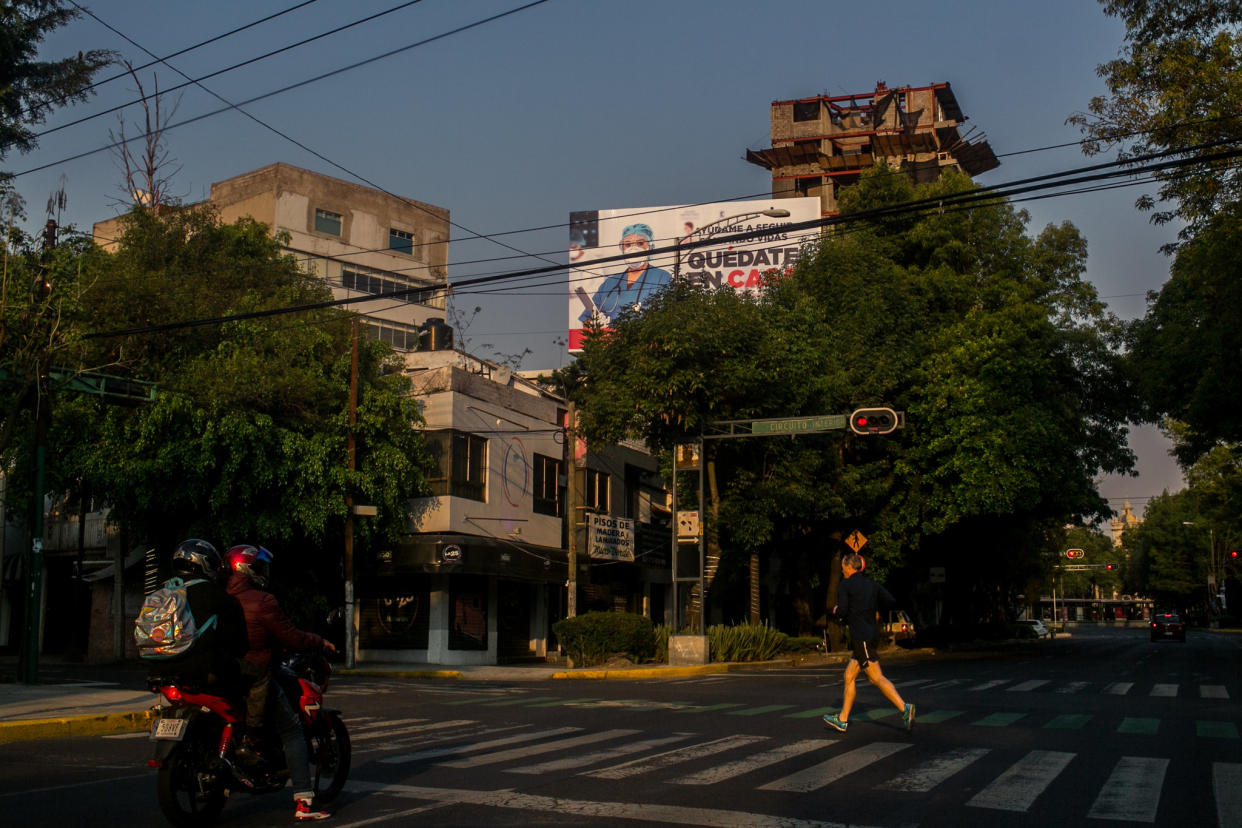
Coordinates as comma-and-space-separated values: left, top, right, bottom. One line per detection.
0, 708, 156, 745
337, 668, 463, 680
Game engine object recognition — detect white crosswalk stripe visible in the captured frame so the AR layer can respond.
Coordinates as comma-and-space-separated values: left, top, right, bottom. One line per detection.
1087, 756, 1167, 822
1150, 683, 1178, 697
877, 747, 990, 792
1103, 682, 1133, 695
441, 728, 639, 769
351, 719, 475, 742
1201, 684, 1229, 699
671, 739, 834, 786
758, 742, 910, 793
508, 733, 694, 775
967, 679, 1008, 691
1214, 763, 1242, 828
377, 725, 570, 764
1054, 681, 1090, 694
586, 735, 768, 780
1006, 680, 1049, 692
967, 749, 1075, 812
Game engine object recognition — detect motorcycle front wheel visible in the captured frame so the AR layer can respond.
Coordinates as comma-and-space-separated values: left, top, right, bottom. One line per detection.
309, 711, 351, 803
156, 734, 228, 828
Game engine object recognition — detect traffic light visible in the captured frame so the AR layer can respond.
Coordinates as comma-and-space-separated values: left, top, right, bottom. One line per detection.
1105, 563, 1116, 571
1065, 548, 1085, 559
849, 407, 899, 435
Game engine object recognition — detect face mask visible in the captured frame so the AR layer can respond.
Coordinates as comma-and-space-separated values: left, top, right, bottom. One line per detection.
624, 253, 648, 270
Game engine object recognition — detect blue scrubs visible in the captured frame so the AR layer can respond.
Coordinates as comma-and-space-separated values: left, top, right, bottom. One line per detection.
580, 264, 672, 324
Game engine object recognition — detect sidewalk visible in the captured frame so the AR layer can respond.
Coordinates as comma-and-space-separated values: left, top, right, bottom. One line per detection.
0, 655, 820, 744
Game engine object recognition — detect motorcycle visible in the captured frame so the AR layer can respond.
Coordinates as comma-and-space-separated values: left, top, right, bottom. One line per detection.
146, 651, 350, 827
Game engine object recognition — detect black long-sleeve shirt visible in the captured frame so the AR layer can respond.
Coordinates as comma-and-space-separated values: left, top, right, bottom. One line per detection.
836, 573, 896, 641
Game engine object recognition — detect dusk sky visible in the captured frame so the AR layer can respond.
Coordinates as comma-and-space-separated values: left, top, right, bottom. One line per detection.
9, 0, 1185, 515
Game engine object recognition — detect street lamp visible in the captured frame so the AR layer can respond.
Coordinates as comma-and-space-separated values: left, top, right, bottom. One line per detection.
673, 207, 791, 281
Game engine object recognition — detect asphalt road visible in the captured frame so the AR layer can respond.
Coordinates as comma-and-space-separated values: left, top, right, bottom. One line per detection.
2, 625, 1239, 827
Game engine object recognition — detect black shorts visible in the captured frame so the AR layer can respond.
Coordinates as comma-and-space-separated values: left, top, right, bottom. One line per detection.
851, 637, 880, 668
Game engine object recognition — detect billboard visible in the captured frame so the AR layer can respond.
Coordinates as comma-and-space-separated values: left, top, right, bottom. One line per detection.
567, 197, 820, 351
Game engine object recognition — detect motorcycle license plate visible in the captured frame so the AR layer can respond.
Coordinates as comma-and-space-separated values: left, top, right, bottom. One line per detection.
153, 718, 188, 740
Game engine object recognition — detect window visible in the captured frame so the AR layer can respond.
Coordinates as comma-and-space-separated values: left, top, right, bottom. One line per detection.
389, 228, 414, 255
793, 101, 820, 122
584, 468, 609, 513
314, 208, 342, 236
533, 454, 562, 517
794, 177, 819, 197
426, 431, 488, 501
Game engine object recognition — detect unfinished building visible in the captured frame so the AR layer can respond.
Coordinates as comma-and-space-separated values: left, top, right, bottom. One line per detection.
745, 81, 999, 215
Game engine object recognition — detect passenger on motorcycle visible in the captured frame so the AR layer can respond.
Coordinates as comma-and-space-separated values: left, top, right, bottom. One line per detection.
225, 544, 337, 822
149, 539, 247, 691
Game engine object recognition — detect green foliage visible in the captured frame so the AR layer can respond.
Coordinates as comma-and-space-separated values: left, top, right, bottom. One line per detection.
1071, 1, 1242, 237
781, 635, 823, 654
653, 623, 670, 663
1127, 216, 1242, 458
0, 2, 113, 160
707, 622, 787, 662
552, 612, 656, 667
52, 205, 432, 565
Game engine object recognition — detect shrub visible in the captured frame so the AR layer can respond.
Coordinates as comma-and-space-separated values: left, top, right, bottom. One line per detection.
707, 622, 787, 662
782, 635, 822, 654
553, 612, 656, 667
654, 624, 670, 663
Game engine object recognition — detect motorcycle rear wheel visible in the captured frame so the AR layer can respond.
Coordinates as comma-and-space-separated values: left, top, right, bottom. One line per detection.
310, 711, 351, 803
156, 738, 228, 827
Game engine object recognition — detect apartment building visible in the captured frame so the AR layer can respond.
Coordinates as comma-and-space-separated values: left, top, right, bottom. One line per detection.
745, 81, 999, 214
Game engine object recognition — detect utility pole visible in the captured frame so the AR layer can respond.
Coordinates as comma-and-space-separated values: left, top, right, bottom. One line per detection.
566, 402, 578, 618
20, 220, 56, 684
343, 319, 359, 668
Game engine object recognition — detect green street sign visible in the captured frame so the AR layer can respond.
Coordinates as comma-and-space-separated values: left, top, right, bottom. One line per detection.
751, 415, 848, 435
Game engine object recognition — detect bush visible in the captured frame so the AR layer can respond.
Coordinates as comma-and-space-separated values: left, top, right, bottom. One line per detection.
553, 612, 656, 667
707, 622, 787, 662
782, 635, 822, 654
654, 624, 670, 663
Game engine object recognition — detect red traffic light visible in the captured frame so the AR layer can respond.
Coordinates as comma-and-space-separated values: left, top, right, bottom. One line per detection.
1065, 548, 1085, 559
1231, 550, 1238, 559
850, 407, 899, 435
1105, 563, 1116, 571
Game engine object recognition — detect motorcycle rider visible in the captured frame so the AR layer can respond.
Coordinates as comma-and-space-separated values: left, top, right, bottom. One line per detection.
148, 539, 247, 691
225, 544, 336, 821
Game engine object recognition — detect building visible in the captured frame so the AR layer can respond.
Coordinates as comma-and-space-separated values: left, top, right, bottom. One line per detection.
353, 340, 673, 665
94, 163, 451, 352
1110, 500, 1142, 548
745, 81, 999, 215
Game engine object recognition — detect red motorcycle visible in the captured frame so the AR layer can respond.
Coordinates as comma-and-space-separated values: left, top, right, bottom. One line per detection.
146, 651, 350, 827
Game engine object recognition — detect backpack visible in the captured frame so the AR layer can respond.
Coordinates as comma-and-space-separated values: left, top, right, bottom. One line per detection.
133, 577, 218, 660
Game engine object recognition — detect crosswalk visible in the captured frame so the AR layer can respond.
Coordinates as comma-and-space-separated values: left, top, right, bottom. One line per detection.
900, 676, 1231, 698
344, 715, 1241, 825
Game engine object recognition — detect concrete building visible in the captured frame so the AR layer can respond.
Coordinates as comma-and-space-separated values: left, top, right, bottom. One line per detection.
745, 81, 999, 215
354, 342, 673, 665
94, 163, 451, 352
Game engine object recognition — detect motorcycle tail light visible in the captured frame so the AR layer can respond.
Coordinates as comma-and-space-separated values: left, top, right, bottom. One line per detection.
162, 686, 183, 703
147, 760, 163, 768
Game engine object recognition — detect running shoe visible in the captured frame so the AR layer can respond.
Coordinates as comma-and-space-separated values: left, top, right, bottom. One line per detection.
822, 713, 849, 732
902, 703, 916, 733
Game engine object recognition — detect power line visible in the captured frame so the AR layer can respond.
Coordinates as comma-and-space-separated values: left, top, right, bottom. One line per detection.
81, 140, 1241, 341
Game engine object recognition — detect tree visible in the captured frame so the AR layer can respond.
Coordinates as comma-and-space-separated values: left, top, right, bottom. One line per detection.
109, 61, 183, 209
56, 206, 433, 581
573, 165, 1137, 632
1119, 491, 1207, 609
1069, 0, 1242, 241
1126, 214, 1242, 460
0, 1, 112, 161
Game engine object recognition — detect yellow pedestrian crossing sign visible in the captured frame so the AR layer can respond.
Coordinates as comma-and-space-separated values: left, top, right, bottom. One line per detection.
846, 531, 867, 552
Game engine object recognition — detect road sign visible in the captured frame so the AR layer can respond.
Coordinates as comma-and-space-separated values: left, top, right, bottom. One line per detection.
750, 415, 847, 435
845, 531, 867, 552
1065, 548, 1085, 559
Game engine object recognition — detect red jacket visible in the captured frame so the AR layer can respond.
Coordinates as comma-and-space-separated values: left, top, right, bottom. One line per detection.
226, 573, 323, 668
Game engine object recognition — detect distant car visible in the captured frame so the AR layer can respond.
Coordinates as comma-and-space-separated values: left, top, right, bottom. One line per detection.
1151, 612, 1186, 642
883, 610, 916, 643
1017, 619, 1050, 639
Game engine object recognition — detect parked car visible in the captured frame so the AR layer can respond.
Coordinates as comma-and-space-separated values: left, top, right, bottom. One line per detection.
883, 610, 916, 644
1016, 619, 1050, 639
1150, 612, 1186, 642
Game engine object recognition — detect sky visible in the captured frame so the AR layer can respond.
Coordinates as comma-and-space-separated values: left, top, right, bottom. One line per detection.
9, 0, 1186, 516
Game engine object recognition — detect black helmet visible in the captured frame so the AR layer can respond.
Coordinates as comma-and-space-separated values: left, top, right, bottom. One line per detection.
171, 539, 222, 581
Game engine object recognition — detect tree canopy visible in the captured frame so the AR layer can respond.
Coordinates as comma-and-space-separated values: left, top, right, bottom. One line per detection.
572, 165, 1137, 629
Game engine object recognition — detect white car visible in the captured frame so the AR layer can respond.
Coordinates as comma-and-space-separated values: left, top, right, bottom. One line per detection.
1017, 619, 1050, 639
883, 610, 916, 643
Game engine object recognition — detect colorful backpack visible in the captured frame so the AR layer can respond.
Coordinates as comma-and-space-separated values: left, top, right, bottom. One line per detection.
133, 577, 218, 660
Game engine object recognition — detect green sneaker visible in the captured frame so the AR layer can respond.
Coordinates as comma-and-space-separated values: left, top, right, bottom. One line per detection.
822, 713, 849, 732
902, 703, 916, 733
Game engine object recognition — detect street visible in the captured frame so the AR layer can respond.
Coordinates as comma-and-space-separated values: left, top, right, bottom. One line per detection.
2, 626, 1240, 827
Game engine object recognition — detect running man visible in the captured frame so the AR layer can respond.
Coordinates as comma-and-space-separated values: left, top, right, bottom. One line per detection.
822, 552, 915, 733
